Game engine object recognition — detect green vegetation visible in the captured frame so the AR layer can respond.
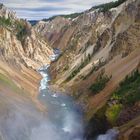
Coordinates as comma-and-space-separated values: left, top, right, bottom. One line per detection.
0, 73, 21, 93
66, 68, 80, 82
83, 60, 107, 80
0, 16, 28, 41
28, 20, 38, 26
87, 69, 140, 128
90, 0, 127, 12
111, 70, 140, 106
43, 0, 127, 23
89, 74, 110, 94
63, 64, 69, 71
0, 17, 12, 27
106, 104, 123, 125
66, 54, 91, 81
61, 12, 83, 19
0, 73, 30, 96
43, 12, 83, 22
16, 22, 27, 41
105, 70, 140, 125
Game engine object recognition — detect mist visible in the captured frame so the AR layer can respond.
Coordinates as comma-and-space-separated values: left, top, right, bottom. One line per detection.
0, 63, 84, 140
32, 65, 84, 140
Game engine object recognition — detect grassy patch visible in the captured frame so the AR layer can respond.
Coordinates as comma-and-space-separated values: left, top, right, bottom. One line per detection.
0, 73, 21, 93
111, 70, 140, 106
105, 70, 140, 125
106, 104, 123, 125
87, 70, 140, 127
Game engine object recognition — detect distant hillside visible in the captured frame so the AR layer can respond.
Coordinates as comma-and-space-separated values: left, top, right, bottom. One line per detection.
90, 0, 128, 12
42, 0, 128, 22
28, 0, 128, 26
28, 20, 39, 26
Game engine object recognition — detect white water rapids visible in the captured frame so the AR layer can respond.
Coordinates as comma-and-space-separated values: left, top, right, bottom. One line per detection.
0, 50, 118, 140
31, 50, 118, 140
97, 129, 119, 140
33, 64, 84, 140
35, 64, 118, 140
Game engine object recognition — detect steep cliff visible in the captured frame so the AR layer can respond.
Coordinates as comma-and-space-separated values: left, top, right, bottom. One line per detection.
0, 4, 51, 140
35, 0, 140, 139
0, 0, 140, 139
0, 4, 53, 69
0, 2, 54, 110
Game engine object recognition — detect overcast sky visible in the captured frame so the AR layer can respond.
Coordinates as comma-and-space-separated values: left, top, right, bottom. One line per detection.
1, 0, 116, 20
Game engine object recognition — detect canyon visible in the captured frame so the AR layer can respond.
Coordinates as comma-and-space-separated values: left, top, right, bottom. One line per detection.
0, 0, 140, 139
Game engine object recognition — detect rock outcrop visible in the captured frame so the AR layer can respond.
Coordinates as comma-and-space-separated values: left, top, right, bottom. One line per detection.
0, 4, 51, 140
0, 4, 53, 69
0, 0, 140, 140
0, 3, 16, 19
35, 0, 140, 139
36, 0, 140, 109
34, 16, 71, 47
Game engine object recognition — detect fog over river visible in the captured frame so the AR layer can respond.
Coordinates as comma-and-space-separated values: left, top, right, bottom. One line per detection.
31, 64, 84, 140
0, 52, 118, 140
32, 61, 118, 140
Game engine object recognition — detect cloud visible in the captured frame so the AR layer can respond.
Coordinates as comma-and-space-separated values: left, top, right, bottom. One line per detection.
1, 0, 117, 20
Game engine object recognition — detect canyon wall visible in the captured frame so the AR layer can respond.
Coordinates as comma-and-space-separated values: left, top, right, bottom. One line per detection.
0, 0, 140, 139
35, 0, 140, 139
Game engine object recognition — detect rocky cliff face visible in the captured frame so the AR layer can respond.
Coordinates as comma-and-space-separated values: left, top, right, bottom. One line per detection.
0, 3, 55, 114
0, 5, 50, 140
0, 0, 140, 139
34, 16, 70, 47
35, 0, 140, 139
0, 4, 53, 69
0, 4, 16, 19
45, 0, 140, 84
35, 0, 140, 102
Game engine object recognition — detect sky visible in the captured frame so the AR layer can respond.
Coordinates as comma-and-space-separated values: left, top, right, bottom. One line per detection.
1, 0, 117, 20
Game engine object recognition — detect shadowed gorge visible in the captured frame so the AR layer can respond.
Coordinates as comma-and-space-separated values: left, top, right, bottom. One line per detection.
0, 0, 140, 140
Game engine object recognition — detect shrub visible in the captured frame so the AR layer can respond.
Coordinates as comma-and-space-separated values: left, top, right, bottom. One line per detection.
0, 17, 12, 27
89, 74, 110, 94
43, 12, 83, 22
111, 70, 140, 106
106, 104, 123, 125
16, 21, 28, 41
66, 67, 80, 81
90, 0, 127, 12
66, 55, 92, 82
63, 64, 69, 71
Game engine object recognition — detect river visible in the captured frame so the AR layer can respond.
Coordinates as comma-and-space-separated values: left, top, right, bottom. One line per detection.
32, 50, 119, 140
0, 52, 118, 140
34, 64, 84, 140
34, 63, 118, 140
